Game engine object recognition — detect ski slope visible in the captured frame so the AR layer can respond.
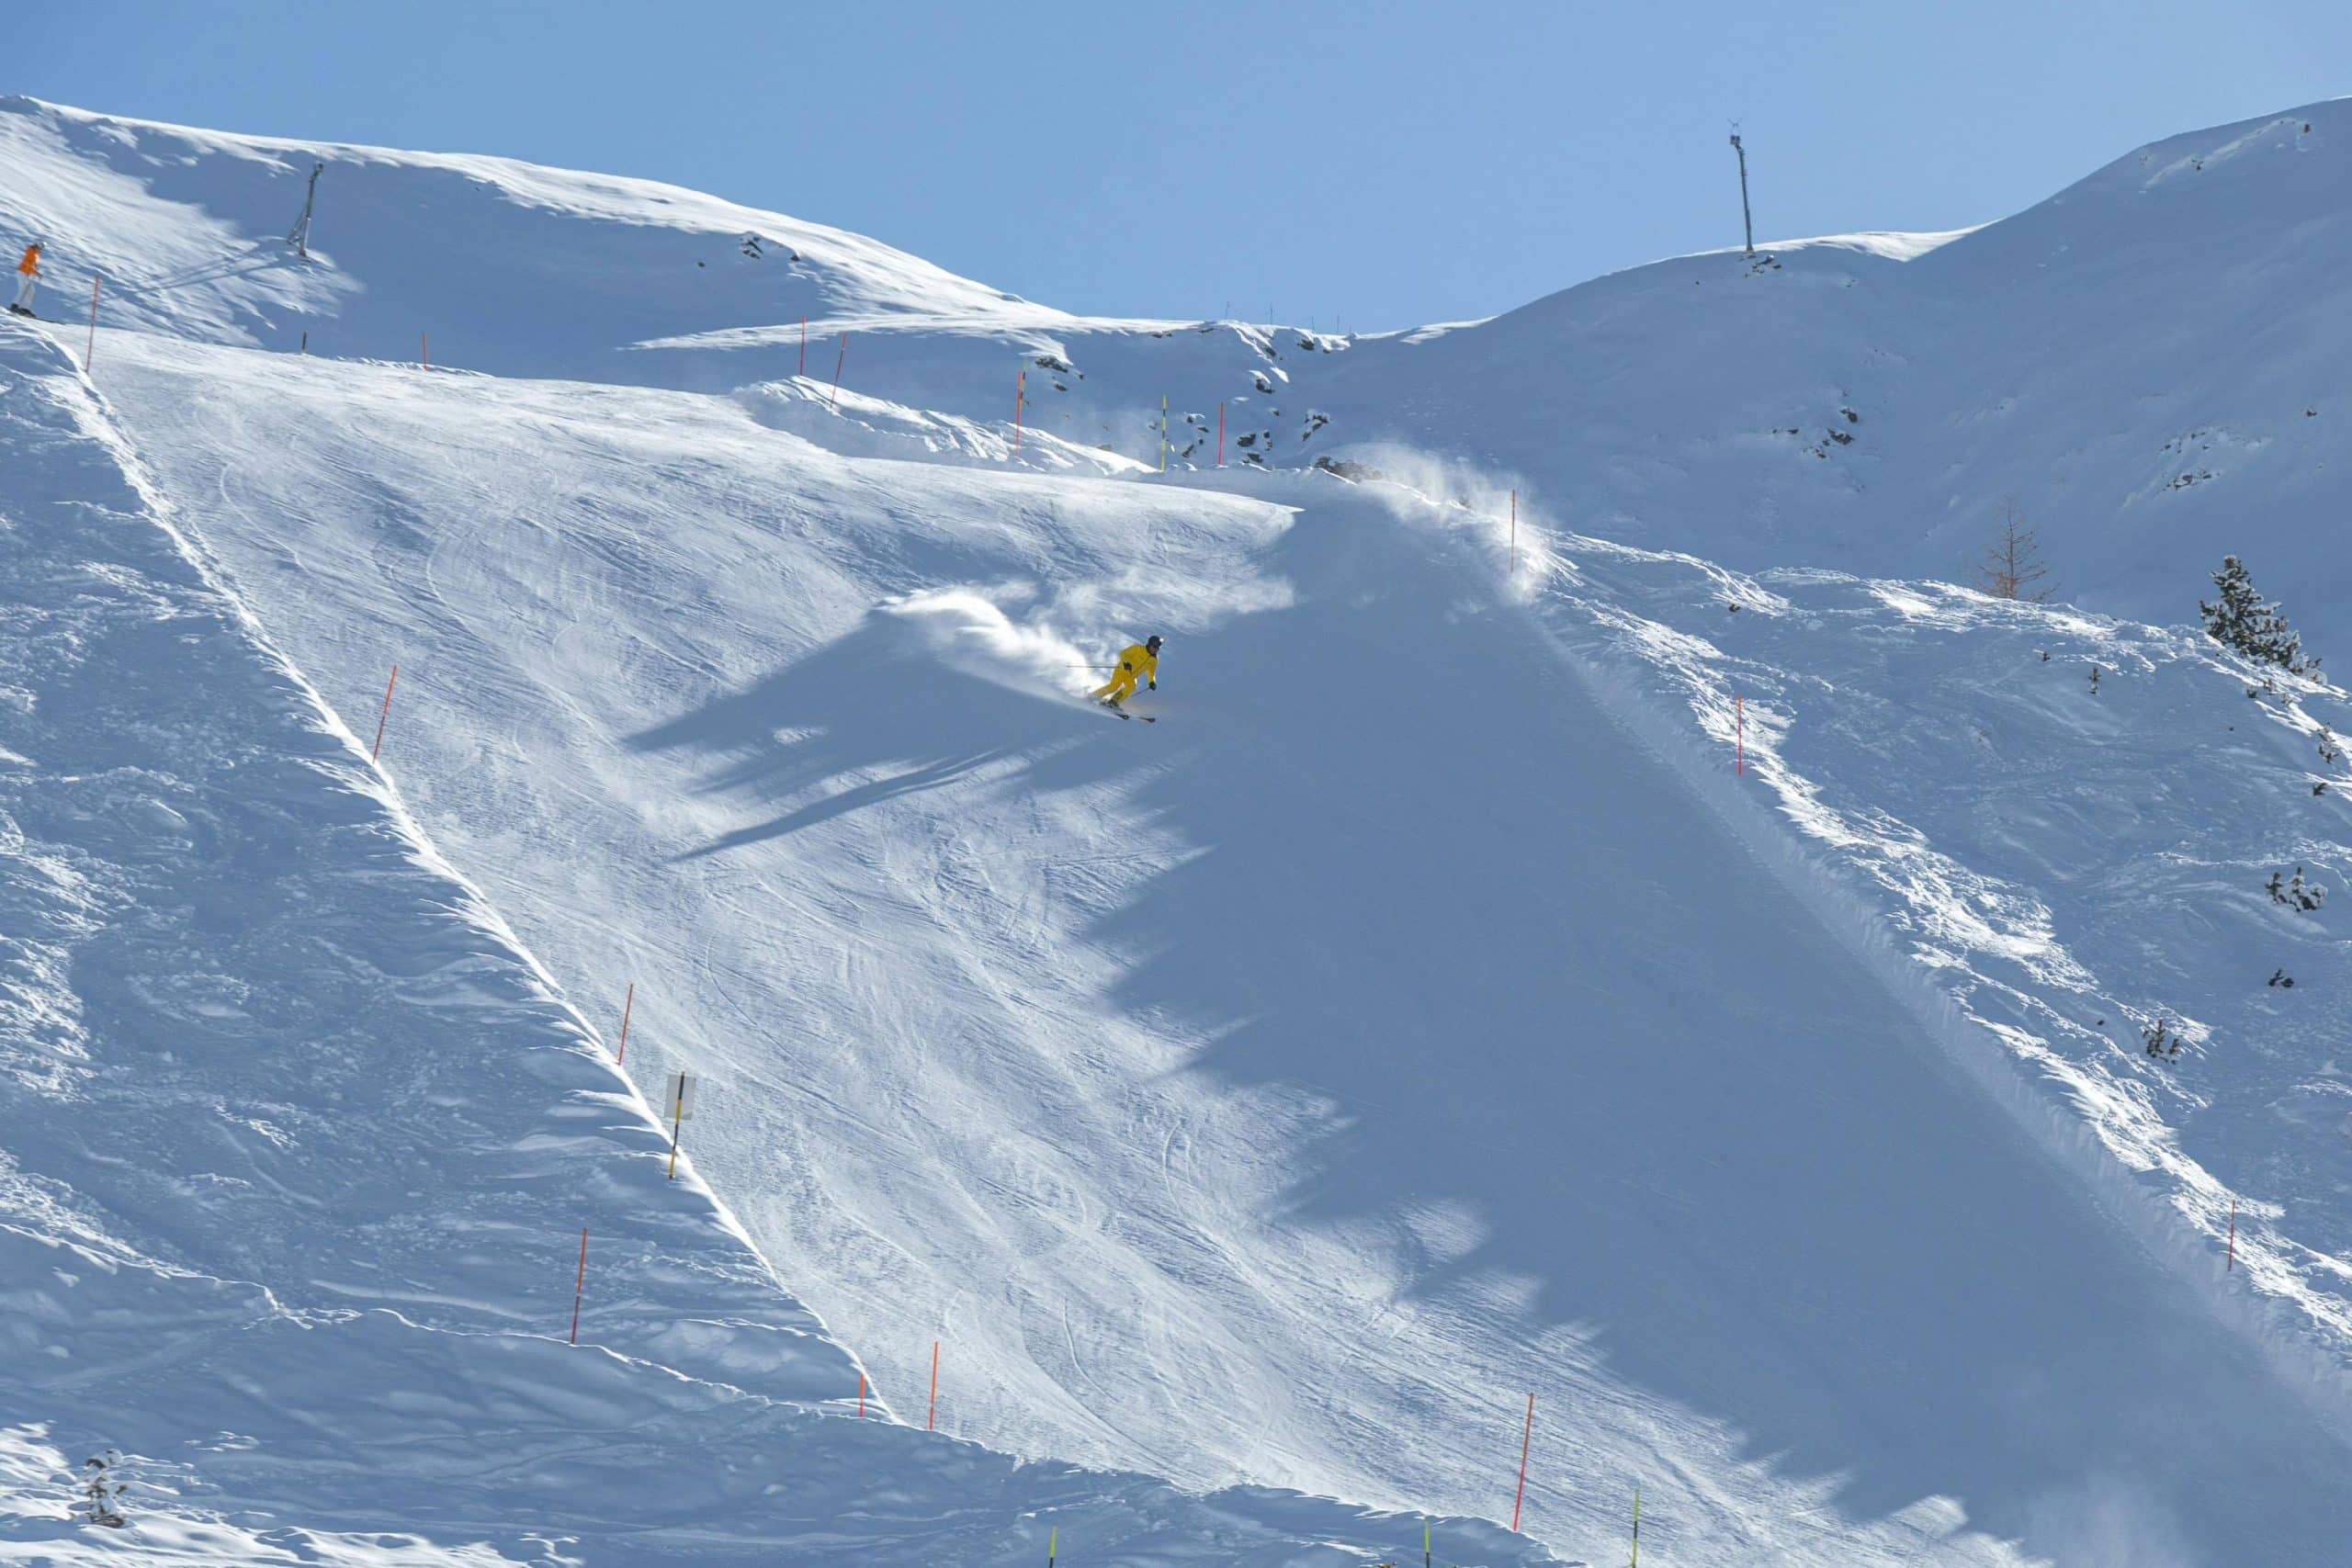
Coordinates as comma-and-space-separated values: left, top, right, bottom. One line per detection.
77, 326, 2352, 1565
0, 318, 1558, 1567
7, 88, 2352, 1567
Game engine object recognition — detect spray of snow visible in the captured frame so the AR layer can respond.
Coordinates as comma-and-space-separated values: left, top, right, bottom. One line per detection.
883, 586, 1102, 696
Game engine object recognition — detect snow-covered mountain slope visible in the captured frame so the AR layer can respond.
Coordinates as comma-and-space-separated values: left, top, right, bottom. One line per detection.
15, 85, 2352, 1568
74, 325, 2352, 1565
0, 94, 1319, 463
1311, 104, 2352, 658
0, 323, 1562, 1567
1529, 516, 2352, 1346
24, 87, 2352, 652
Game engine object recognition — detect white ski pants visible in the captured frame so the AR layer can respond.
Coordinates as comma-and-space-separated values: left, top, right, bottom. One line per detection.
10, 272, 33, 311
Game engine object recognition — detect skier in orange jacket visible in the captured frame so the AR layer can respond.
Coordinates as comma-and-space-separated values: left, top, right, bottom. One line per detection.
8, 242, 40, 317
1093, 636, 1161, 708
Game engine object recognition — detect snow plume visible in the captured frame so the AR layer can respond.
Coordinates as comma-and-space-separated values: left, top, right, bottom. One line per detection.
1329, 442, 1555, 592
883, 585, 1102, 695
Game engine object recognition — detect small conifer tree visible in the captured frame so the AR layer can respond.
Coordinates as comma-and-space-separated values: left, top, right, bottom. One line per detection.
2201, 557, 2318, 674
81, 1451, 126, 1529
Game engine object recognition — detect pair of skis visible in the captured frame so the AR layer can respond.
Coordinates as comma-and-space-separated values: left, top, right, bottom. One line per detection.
1096, 701, 1157, 724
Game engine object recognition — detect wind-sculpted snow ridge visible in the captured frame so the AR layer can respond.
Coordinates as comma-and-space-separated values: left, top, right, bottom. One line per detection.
0, 323, 1572, 1565
1521, 524, 2352, 1384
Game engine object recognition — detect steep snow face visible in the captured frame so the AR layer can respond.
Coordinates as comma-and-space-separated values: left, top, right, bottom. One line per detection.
0, 324, 1566, 1567
20, 85, 2352, 1567
1310, 101, 2352, 658
91, 331, 2352, 1565
1528, 525, 2352, 1383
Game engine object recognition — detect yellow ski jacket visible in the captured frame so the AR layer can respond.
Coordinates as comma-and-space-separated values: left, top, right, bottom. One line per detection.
1114, 642, 1159, 683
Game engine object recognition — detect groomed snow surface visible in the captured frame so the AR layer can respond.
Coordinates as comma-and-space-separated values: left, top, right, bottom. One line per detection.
6, 95, 2352, 1566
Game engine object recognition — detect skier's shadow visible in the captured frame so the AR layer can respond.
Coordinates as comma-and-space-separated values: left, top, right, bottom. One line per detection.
627, 612, 1119, 860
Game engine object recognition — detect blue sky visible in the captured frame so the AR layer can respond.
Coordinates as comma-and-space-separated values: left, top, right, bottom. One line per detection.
24, 1, 2352, 329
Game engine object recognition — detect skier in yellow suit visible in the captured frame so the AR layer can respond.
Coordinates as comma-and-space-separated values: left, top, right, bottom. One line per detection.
1093, 635, 1162, 708
8, 241, 41, 317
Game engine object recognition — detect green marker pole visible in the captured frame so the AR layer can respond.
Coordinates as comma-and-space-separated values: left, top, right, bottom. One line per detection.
1630, 1483, 1641, 1568
1422, 1518, 1430, 1568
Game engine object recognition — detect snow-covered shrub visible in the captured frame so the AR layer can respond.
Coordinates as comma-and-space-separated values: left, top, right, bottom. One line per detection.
81, 1450, 127, 1529
2266, 866, 2325, 911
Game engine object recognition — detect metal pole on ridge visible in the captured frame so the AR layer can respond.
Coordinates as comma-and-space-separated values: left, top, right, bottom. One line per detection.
1729, 131, 1757, 259
287, 161, 323, 258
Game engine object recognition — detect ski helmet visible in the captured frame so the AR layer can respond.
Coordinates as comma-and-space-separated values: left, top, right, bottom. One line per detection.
1146, 635, 1164, 653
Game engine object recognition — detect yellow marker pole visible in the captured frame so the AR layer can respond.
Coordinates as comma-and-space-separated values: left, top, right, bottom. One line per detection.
665, 1072, 688, 1180
1630, 1483, 1641, 1568
1422, 1518, 1430, 1568
1047, 1525, 1057, 1566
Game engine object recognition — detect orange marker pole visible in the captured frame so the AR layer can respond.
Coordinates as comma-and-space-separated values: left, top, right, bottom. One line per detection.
666, 1073, 687, 1181
927, 1339, 940, 1430
84, 275, 102, 374
370, 665, 399, 761
857, 1370, 866, 1418
1510, 1392, 1534, 1532
421, 332, 429, 369
569, 1226, 589, 1344
616, 982, 634, 1064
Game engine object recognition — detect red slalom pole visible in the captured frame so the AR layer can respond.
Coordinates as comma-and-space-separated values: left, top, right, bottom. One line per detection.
616, 982, 634, 1064
927, 1340, 940, 1430
84, 275, 102, 374
830, 333, 847, 408
371, 665, 399, 761
857, 1371, 866, 1418
2226, 1197, 2238, 1270
569, 1227, 589, 1344
1511, 1392, 1534, 1531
